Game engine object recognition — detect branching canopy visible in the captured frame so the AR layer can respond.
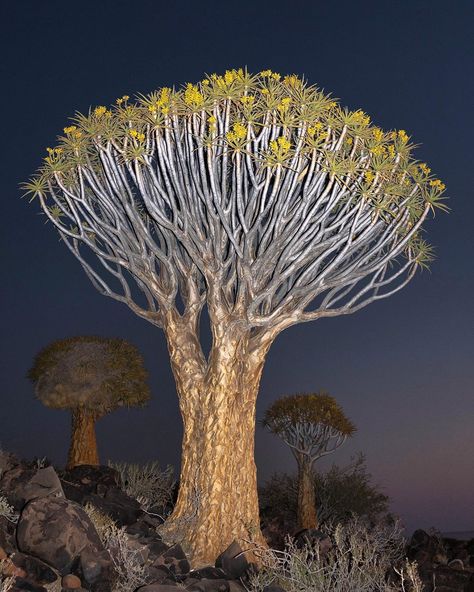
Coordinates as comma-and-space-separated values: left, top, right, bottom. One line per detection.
262, 392, 356, 462
28, 336, 150, 414
23, 68, 448, 344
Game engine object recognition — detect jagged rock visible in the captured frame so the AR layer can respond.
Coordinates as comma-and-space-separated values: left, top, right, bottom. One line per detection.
215, 541, 249, 580
0, 517, 17, 553
61, 465, 121, 493
16, 496, 115, 591
0, 463, 63, 510
81, 490, 142, 527
60, 464, 142, 527
189, 567, 227, 580
10, 552, 58, 584
152, 543, 190, 577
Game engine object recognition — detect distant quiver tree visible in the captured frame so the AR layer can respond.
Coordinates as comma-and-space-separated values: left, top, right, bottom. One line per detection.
27, 336, 150, 469
23, 68, 447, 564
262, 392, 355, 529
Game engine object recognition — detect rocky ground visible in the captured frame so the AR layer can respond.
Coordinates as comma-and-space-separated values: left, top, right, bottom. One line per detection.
0, 452, 473, 592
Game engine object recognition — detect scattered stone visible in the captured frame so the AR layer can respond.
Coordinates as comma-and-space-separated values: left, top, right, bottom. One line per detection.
6, 577, 47, 592
185, 578, 230, 592
215, 541, 249, 580
62, 574, 82, 589
135, 586, 180, 591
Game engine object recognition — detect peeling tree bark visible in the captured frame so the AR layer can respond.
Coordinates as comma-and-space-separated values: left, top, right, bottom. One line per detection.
297, 455, 318, 529
67, 407, 99, 469
161, 309, 272, 566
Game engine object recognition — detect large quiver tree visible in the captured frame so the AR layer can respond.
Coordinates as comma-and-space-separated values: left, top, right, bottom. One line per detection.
27, 336, 150, 468
24, 69, 447, 564
262, 392, 355, 529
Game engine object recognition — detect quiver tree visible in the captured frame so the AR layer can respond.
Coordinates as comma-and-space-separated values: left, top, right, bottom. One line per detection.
262, 392, 355, 529
23, 68, 447, 564
27, 336, 150, 469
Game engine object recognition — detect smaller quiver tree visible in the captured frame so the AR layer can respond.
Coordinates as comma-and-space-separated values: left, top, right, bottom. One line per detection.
28, 336, 150, 469
262, 392, 355, 529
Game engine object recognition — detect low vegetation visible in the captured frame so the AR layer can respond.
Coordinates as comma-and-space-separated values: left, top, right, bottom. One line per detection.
246, 517, 422, 592
108, 460, 175, 517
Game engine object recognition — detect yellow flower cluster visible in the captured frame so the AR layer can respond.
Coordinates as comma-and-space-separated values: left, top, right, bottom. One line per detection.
419, 163, 431, 175
129, 129, 145, 142
240, 95, 255, 106
260, 70, 281, 80
277, 97, 292, 113
352, 110, 371, 126
430, 179, 446, 191
184, 84, 204, 108
209, 69, 245, 91
93, 106, 111, 118
46, 147, 63, 155
371, 145, 385, 157
283, 74, 300, 87
270, 136, 291, 158
365, 171, 375, 184
116, 95, 129, 105
307, 121, 324, 136
148, 87, 172, 115
372, 128, 384, 143
398, 130, 409, 143
387, 145, 396, 158
226, 122, 247, 143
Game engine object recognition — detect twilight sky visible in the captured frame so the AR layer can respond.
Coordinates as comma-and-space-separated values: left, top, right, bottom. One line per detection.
1, 0, 473, 535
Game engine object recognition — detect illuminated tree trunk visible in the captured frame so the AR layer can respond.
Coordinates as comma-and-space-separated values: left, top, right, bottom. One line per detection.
162, 311, 271, 566
67, 407, 99, 469
297, 455, 318, 529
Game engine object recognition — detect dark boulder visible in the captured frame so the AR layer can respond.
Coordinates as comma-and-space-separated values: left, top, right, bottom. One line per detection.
16, 496, 115, 590
10, 552, 58, 584
215, 541, 249, 580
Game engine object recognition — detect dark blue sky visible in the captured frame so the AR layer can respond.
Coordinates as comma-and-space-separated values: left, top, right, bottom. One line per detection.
1, 0, 473, 534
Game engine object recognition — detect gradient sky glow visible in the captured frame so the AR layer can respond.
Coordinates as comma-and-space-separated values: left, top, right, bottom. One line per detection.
1, 0, 473, 535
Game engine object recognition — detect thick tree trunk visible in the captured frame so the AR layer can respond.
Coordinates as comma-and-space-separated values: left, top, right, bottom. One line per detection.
161, 310, 271, 566
297, 456, 318, 529
67, 407, 99, 469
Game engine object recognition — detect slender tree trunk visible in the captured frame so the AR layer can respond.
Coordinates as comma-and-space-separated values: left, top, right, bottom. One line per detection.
161, 310, 271, 566
67, 407, 99, 469
297, 456, 318, 529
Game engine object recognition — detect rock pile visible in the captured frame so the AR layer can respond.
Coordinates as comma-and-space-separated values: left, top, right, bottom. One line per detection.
407, 529, 474, 592
0, 454, 271, 592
